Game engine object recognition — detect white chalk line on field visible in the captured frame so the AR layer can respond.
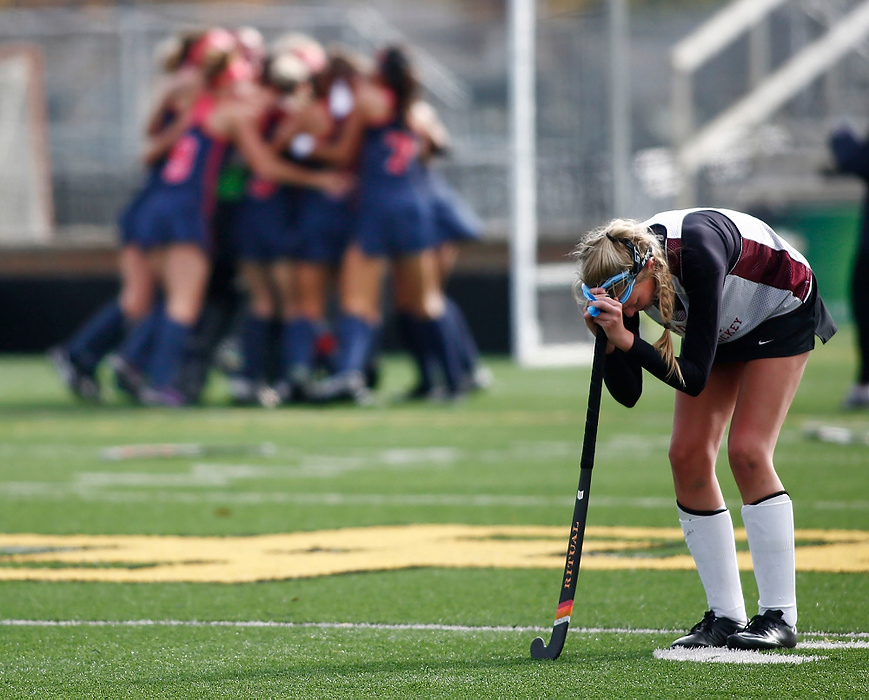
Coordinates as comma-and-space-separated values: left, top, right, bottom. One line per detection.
2, 483, 868, 512
653, 648, 825, 664
1, 619, 867, 641
4, 619, 863, 665
1, 436, 867, 510
655, 639, 869, 664
0, 620, 869, 664
0, 485, 669, 509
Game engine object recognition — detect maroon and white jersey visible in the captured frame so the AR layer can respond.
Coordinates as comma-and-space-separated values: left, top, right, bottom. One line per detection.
600, 208, 827, 403
642, 208, 813, 344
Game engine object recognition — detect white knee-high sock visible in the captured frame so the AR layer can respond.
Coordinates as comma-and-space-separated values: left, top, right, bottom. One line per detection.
678, 504, 747, 625
741, 492, 797, 627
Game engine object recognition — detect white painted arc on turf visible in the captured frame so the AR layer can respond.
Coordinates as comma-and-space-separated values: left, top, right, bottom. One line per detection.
0, 620, 866, 642
653, 648, 825, 664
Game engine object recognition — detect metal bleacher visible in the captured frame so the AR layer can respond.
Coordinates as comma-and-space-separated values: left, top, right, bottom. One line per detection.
670, 0, 869, 209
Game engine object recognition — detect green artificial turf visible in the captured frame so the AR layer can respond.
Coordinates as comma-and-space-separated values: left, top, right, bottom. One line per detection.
0, 327, 866, 697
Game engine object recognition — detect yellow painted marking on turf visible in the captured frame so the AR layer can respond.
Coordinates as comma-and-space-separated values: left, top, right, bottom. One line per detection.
0, 526, 866, 583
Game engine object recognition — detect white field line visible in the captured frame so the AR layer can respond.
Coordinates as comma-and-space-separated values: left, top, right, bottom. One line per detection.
0, 441, 582, 466
653, 648, 825, 664
2, 483, 867, 511
0, 619, 867, 642
0, 486, 663, 509
1, 436, 867, 510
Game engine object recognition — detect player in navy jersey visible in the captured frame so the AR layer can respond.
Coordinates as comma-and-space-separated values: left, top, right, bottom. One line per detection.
225, 51, 314, 405
305, 45, 465, 404
268, 42, 364, 402
50, 30, 205, 401
828, 122, 869, 408
574, 209, 836, 650
119, 32, 352, 406
392, 99, 490, 400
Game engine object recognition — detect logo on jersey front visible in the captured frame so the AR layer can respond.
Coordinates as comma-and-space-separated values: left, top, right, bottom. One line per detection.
163, 135, 200, 184
383, 131, 418, 175
718, 317, 744, 342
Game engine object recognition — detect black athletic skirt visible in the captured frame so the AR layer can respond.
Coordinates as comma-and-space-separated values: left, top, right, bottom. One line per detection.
713, 280, 838, 364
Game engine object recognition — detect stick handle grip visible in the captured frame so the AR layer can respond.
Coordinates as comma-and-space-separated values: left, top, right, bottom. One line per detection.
580, 328, 606, 471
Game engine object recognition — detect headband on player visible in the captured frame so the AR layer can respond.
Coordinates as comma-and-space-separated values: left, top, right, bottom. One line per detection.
605, 232, 653, 278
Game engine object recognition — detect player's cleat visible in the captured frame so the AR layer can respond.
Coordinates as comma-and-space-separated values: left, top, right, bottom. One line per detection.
110, 355, 145, 401
726, 609, 797, 650
49, 346, 101, 402
138, 385, 187, 408
393, 383, 443, 404
307, 370, 372, 406
256, 384, 285, 409
282, 367, 313, 404
213, 336, 242, 376
227, 375, 259, 406
670, 610, 744, 648
364, 360, 381, 390
468, 365, 494, 392
842, 383, 869, 410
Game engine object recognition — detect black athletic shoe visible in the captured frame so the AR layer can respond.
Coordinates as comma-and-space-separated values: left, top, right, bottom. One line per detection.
139, 385, 187, 408
467, 365, 493, 393
392, 383, 443, 404
227, 376, 260, 406
49, 346, 101, 402
726, 610, 797, 650
306, 370, 372, 406
670, 610, 744, 649
110, 355, 145, 401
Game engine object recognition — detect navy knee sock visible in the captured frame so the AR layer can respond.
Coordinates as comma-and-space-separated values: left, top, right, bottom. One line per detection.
148, 315, 192, 390
335, 315, 376, 374
444, 297, 480, 374
239, 315, 270, 382
118, 305, 162, 372
398, 313, 436, 391
282, 318, 318, 381
67, 300, 126, 374
419, 315, 464, 393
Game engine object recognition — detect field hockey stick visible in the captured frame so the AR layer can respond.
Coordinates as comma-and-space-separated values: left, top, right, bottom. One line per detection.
530, 326, 607, 660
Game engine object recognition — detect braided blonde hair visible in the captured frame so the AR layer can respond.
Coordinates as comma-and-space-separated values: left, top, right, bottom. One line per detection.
572, 218, 683, 384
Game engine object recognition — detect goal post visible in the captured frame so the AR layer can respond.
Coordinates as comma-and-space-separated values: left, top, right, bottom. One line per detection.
508, 0, 593, 367
0, 44, 54, 244
508, 0, 630, 367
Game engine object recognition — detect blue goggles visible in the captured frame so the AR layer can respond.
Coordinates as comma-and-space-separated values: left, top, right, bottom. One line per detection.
581, 272, 637, 317
581, 234, 652, 317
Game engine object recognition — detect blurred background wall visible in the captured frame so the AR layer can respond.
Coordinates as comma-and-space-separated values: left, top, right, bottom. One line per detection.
2, 0, 868, 352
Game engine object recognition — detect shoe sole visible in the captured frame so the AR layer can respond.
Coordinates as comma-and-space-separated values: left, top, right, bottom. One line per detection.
49, 348, 100, 401
670, 642, 727, 649
726, 637, 797, 650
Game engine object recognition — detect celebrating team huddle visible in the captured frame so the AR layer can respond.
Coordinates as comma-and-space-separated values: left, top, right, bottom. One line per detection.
51, 26, 489, 407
